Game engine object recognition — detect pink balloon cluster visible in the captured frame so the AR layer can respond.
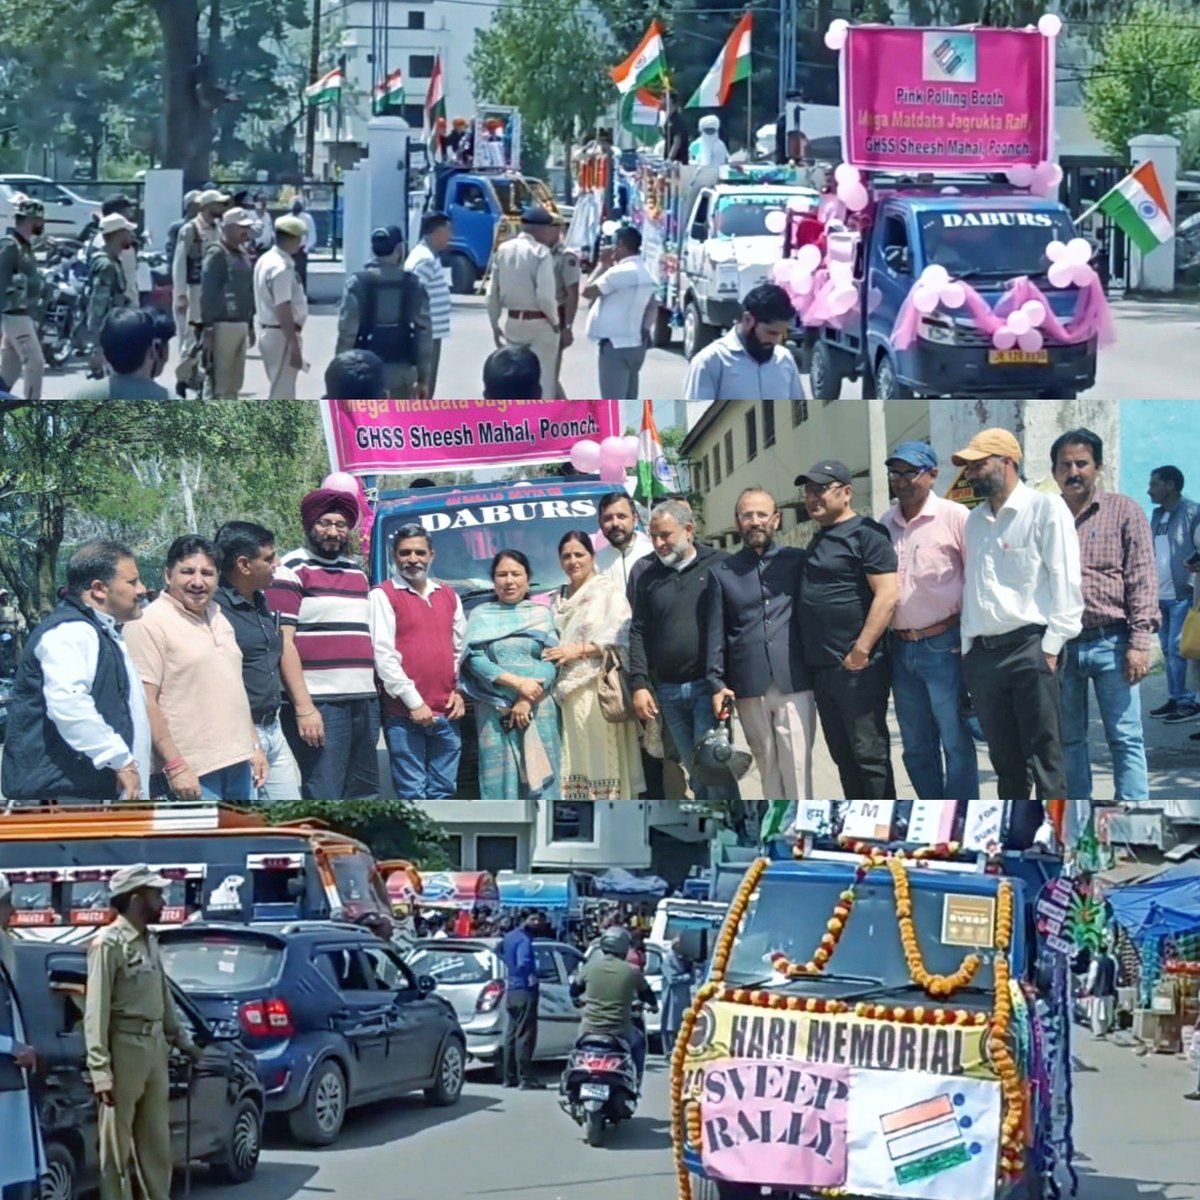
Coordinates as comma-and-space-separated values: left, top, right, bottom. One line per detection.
1046, 238, 1097, 289
1004, 160, 1064, 199
825, 18, 849, 50
834, 163, 868, 213
781, 243, 823, 296
992, 299, 1048, 352
912, 265, 966, 314
570, 435, 640, 483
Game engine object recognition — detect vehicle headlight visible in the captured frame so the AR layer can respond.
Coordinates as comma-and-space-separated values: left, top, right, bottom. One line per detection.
918, 316, 956, 344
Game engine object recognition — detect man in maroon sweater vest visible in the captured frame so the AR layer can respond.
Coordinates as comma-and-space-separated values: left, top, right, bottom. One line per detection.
368, 523, 466, 799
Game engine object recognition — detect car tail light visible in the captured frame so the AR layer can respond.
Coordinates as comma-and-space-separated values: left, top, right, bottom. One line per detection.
476, 980, 505, 1014
239, 997, 295, 1038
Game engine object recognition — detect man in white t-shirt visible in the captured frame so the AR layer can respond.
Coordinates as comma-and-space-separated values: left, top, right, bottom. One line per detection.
583, 227, 658, 400
594, 491, 654, 597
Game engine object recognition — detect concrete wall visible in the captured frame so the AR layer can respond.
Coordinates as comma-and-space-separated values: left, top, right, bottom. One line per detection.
1119, 400, 1200, 519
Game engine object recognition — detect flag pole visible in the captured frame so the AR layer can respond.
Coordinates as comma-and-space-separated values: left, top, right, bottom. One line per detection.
747, 62, 753, 158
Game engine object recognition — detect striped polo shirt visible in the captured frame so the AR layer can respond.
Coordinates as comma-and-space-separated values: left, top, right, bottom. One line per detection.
405, 240, 452, 340
267, 548, 376, 701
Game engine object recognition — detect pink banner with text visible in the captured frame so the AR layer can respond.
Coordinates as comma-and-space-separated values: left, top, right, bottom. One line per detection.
321, 399, 621, 475
700, 1058, 850, 1189
842, 26, 1052, 171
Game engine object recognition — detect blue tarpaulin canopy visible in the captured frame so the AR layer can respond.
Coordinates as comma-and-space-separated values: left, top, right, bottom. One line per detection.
497, 873, 581, 916
1107, 871, 1200, 941
592, 868, 668, 898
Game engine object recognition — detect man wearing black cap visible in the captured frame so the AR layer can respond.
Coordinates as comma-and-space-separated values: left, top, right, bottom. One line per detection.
795, 461, 899, 800
486, 207, 560, 399
337, 225, 433, 399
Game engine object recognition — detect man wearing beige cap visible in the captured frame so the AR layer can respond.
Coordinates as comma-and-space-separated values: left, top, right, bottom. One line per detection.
200, 206, 257, 398
85, 864, 201, 1200
86, 214, 136, 375
954, 427, 1083, 801
173, 189, 228, 395
254, 215, 309, 398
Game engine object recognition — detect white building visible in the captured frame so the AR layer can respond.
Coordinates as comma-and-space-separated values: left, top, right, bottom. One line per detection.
312, 0, 490, 176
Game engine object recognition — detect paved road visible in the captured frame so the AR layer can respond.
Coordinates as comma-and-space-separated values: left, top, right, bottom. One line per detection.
191, 1021, 1198, 1200
35, 295, 1200, 400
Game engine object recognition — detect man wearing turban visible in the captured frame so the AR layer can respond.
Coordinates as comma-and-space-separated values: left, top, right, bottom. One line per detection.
266, 487, 381, 799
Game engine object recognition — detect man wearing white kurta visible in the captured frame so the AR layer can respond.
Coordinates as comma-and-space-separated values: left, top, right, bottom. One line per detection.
1, 872, 45, 1200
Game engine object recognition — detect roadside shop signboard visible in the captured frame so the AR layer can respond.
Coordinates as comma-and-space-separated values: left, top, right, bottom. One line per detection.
321, 398, 621, 475
688, 1002, 1002, 1199
841, 26, 1053, 171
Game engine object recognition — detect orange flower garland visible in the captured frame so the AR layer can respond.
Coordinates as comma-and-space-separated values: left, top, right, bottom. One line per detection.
988, 879, 1025, 1182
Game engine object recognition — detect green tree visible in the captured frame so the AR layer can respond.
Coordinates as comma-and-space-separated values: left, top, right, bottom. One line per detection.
469, 0, 616, 180
267, 798, 451, 867
1083, 1, 1200, 163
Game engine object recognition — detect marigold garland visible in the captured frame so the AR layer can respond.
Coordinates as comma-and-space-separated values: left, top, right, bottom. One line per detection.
988, 879, 1025, 1182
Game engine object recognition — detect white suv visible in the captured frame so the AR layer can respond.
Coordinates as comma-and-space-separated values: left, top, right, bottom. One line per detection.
0, 175, 102, 237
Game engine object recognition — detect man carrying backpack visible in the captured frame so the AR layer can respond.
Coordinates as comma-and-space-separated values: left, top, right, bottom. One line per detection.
336, 225, 433, 399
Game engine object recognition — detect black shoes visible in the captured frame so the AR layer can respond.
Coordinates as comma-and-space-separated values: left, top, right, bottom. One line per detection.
519, 1078, 547, 1090
1150, 700, 1178, 718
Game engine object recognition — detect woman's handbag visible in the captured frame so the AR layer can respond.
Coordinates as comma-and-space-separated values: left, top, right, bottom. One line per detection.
1181, 604, 1200, 660
597, 646, 635, 723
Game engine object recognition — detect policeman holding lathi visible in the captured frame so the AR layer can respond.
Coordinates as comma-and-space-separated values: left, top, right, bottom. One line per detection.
85, 864, 202, 1200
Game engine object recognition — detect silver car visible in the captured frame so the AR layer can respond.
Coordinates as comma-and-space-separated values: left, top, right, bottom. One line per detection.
406, 937, 585, 1079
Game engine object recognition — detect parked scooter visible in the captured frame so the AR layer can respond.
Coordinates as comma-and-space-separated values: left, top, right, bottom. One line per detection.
559, 1000, 650, 1147
38, 242, 89, 368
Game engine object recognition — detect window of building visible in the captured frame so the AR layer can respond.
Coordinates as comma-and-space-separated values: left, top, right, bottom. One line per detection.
713, 445, 722, 486
763, 401, 776, 447
445, 834, 463, 869
724, 430, 734, 477
407, 10, 425, 28
476, 835, 518, 875
409, 54, 436, 78
792, 397, 809, 427
703, 456, 711, 492
745, 409, 758, 461
552, 802, 595, 841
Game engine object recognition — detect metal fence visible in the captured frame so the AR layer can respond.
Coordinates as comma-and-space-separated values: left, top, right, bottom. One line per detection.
42, 179, 345, 261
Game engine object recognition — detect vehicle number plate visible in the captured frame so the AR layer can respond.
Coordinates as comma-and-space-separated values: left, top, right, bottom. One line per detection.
580, 1083, 610, 1100
988, 349, 1049, 365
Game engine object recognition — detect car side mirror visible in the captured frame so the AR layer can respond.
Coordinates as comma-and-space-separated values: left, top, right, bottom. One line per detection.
286, 875, 307, 899
417, 974, 437, 997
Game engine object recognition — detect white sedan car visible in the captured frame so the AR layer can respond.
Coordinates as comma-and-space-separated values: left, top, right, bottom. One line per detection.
0, 175, 101, 238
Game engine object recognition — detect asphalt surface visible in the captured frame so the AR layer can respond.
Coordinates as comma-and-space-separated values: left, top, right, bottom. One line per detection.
188, 1021, 1200, 1200
33, 294, 1200, 400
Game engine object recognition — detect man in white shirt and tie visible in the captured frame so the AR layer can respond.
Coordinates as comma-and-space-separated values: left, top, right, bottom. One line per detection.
583, 227, 658, 400
954, 428, 1083, 802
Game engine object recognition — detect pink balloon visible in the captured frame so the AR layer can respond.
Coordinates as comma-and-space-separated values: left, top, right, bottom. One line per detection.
1065, 237, 1092, 265
844, 182, 869, 212
834, 163, 859, 188
1008, 311, 1031, 336
1047, 261, 1074, 289
1022, 300, 1046, 326
941, 282, 966, 309
992, 328, 1017, 350
796, 243, 822, 272
913, 287, 938, 314
830, 285, 857, 315
1006, 165, 1035, 188
1018, 328, 1044, 352
323, 471, 360, 495
570, 440, 601, 473
919, 265, 950, 289
623, 435, 640, 466
825, 20, 848, 50
599, 440, 628, 482
1045, 239, 1067, 262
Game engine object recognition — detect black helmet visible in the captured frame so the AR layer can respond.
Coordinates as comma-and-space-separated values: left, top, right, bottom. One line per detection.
599, 926, 631, 958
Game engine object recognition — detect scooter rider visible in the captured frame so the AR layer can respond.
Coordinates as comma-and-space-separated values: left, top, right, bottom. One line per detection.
569, 926, 658, 1087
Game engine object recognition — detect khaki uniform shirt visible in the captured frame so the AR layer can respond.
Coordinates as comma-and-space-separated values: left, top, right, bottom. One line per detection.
172, 217, 220, 301
84, 914, 194, 1093
552, 242, 582, 306
254, 246, 308, 329
486, 232, 558, 331
87, 253, 132, 343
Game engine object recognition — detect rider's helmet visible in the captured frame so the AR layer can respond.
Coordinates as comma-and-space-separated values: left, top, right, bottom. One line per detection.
599, 926, 632, 959
11, 195, 45, 221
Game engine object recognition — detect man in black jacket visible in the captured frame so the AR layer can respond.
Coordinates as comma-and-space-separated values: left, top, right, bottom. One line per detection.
628, 500, 736, 803
1, 542, 150, 806
707, 488, 815, 803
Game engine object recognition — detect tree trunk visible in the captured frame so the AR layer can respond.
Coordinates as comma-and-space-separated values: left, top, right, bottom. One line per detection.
154, 0, 213, 186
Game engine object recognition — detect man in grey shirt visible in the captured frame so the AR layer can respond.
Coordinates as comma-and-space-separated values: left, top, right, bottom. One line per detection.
682, 283, 806, 401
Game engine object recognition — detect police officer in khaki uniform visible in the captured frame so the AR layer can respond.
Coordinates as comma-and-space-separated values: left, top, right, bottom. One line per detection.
172, 189, 228, 395
85, 864, 201, 1200
86, 214, 136, 375
200, 206, 257, 398
0, 196, 46, 399
254, 216, 309, 399
486, 206, 560, 399
550, 216, 581, 398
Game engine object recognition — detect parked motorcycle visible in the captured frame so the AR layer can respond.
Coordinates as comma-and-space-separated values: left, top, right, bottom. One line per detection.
38, 243, 89, 368
559, 1001, 649, 1147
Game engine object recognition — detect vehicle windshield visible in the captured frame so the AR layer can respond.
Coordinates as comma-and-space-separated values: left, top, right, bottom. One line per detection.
662, 914, 723, 951
918, 209, 1077, 278
711, 194, 798, 238
408, 946, 494, 984
160, 937, 284, 992
492, 177, 552, 215
328, 853, 391, 918
724, 875, 1000, 998
378, 495, 602, 594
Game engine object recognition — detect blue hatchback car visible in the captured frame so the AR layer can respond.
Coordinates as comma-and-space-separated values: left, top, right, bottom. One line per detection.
158, 920, 466, 1146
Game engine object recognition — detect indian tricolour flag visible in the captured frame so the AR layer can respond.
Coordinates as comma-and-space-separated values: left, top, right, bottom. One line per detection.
1096, 160, 1174, 254
687, 12, 752, 108
634, 399, 679, 506
621, 87, 663, 146
424, 56, 445, 131
373, 68, 405, 114
611, 20, 667, 96
304, 66, 344, 107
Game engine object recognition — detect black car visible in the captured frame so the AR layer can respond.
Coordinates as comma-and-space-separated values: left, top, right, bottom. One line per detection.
13, 941, 263, 1200
157, 921, 467, 1146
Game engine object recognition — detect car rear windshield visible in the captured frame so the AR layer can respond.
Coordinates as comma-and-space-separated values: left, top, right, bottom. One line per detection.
160, 937, 284, 992
408, 946, 493, 985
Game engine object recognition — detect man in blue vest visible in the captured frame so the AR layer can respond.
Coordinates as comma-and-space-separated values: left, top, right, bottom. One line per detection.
1, 542, 151, 806
499, 910, 546, 1089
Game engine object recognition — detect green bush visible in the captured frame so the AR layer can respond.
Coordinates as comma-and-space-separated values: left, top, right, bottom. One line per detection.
267, 798, 451, 869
